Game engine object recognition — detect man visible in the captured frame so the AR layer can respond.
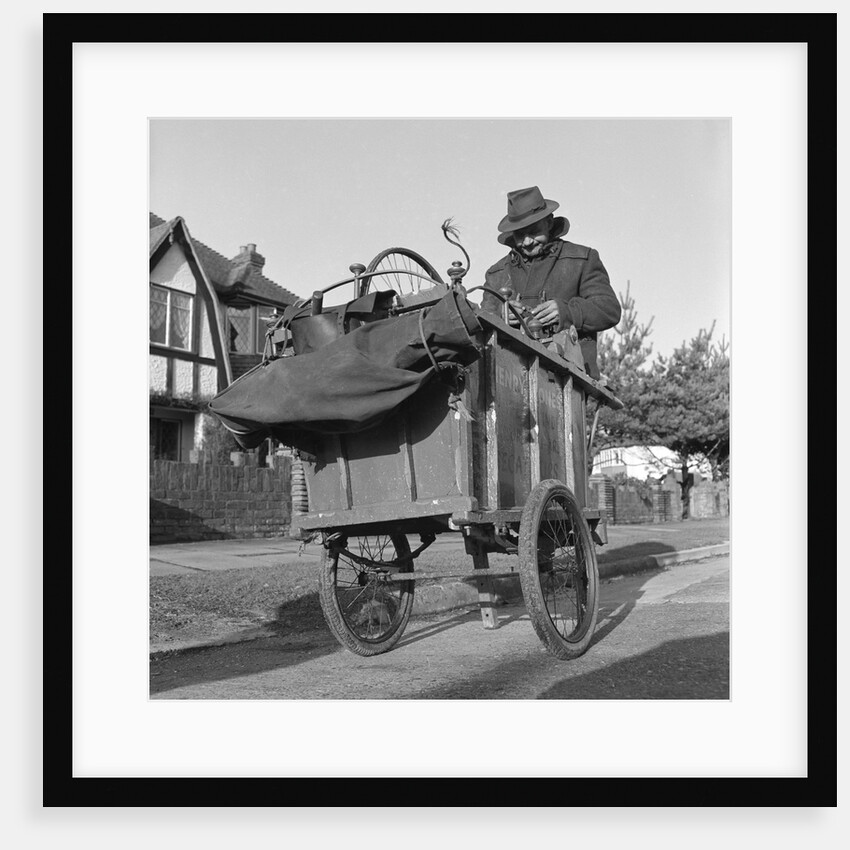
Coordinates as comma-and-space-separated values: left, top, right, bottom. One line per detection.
481, 186, 621, 378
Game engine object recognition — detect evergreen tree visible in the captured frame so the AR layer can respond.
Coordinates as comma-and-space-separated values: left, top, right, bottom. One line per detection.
589, 283, 656, 461
641, 324, 730, 514
587, 288, 729, 519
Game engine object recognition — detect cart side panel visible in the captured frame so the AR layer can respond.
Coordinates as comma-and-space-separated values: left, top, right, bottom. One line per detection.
345, 426, 409, 507
301, 377, 473, 520
537, 366, 567, 484
493, 344, 532, 510
306, 435, 345, 512
408, 379, 467, 500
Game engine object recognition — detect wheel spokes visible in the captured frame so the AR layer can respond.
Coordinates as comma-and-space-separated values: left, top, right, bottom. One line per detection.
538, 495, 591, 640
366, 250, 443, 297
335, 536, 406, 641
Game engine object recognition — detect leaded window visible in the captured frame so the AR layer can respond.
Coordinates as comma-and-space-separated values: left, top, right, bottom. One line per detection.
227, 305, 279, 354
150, 284, 193, 351
150, 287, 168, 344
226, 306, 253, 353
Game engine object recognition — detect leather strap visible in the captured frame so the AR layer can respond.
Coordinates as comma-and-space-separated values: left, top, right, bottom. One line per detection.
336, 302, 350, 335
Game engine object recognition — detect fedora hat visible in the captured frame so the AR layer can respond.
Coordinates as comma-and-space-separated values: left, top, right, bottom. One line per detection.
497, 185, 570, 245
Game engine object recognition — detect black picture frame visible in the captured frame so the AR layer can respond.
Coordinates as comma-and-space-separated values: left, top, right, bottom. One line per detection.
45, 12, 836, 806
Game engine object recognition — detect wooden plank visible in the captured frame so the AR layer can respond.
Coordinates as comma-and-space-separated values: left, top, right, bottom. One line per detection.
398, 416, 417, 502
563, 375, 576, 492
346, 423, 408, 507
484, 343, 500, 511
450, 508, 524, 526
335, 434, 352, 510
408, 380, 461, 501
304, 436, 344, 512
528, 355, 540, 491
454, 393, 474, 499
477, 312, 623, 409
472, 550, 498, 630
494, 345, 531, 509
537, 366, 567, 483
289, 494, 479, 532
466, 357, 488, 509
571, 386, 587, 507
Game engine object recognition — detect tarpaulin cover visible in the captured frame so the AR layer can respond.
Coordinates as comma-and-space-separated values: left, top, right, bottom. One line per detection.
208, 289, 488, 452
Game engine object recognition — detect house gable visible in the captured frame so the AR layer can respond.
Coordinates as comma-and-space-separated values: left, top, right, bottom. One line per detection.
150, 213, 303, 388
149, 216, 232, 397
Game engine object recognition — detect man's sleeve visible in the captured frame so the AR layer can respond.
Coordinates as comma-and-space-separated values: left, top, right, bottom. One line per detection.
558, 249, 622, 333
480, 264, 509, 317
480, 287, 502, 317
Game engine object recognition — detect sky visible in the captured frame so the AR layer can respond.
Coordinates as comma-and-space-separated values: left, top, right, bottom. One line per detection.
149, 118, 730, 358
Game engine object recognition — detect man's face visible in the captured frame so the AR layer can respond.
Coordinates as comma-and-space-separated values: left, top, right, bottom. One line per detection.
513, 217, 552, 258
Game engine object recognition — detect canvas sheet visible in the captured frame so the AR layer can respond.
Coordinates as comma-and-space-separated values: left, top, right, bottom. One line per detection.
208, 289, 488, 452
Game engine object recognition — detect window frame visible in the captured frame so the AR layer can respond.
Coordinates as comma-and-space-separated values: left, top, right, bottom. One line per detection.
225, 303, 279, 355
150, 283, 194, 352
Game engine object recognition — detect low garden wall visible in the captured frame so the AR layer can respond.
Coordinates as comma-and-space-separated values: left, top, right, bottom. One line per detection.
589, 474, 727, 525
150, 455, 292, 544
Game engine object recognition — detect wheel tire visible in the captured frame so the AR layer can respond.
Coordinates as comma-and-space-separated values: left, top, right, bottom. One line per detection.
318, 533, 414, 656
518, 480, 599, 659
364, 248, 445, 297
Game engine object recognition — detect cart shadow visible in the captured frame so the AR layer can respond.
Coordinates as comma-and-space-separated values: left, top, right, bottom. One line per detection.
397, 608, 487, 647
150, 596, 484, 695
597, 541, 677, 566
149, 631, 342, 696
480, 568, 660, 645
150, 593, 338, 694
590, 576, 657, 646
536, 630, 730, 699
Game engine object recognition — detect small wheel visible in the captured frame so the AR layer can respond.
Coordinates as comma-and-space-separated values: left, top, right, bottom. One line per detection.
518, 480, 599, 659
364, 248, 445, 298
318, 533, 414, 656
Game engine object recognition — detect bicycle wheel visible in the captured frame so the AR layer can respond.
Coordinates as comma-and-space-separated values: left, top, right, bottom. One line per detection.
518, 480, 599, 659
318, 533, 414, 656
364, 247, 445, 298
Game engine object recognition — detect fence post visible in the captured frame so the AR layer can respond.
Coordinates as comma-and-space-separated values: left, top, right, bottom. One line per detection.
589, 473, 614, 524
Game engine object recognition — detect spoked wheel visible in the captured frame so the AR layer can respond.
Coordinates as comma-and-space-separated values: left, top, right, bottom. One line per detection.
364, 247, 445, 299
518, 480, 599, 659
318, 533, 414, 656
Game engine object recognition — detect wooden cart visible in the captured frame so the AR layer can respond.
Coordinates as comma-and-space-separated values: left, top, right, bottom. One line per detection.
286, 249, 623, 660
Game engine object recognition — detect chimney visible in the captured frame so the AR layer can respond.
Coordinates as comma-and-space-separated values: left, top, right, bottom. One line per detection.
232, 243, 266, 270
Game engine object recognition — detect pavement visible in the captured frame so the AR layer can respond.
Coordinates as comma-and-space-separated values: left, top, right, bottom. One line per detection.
150, 526, 729, 657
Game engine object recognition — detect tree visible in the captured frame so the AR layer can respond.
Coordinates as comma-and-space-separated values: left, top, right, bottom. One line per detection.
587, 285, 730, 518
640, 324, 730, 514
588, 283, 657, 462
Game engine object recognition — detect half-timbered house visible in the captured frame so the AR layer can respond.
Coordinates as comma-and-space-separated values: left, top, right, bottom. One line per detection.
149, 213, 298, 460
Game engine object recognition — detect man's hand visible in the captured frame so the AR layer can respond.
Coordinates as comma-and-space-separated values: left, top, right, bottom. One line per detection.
531, 299, 560, 327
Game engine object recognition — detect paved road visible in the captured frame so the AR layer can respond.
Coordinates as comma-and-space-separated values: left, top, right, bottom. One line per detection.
150, 556, 729, 700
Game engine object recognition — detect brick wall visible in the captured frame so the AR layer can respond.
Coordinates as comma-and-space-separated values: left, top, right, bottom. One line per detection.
588, 474, 725, 524
690, 481, 730, 519
150, 456, 292, 543
610, 481, 656, 524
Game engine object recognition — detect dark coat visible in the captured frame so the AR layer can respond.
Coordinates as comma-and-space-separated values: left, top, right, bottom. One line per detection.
481, 239, 621, 378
